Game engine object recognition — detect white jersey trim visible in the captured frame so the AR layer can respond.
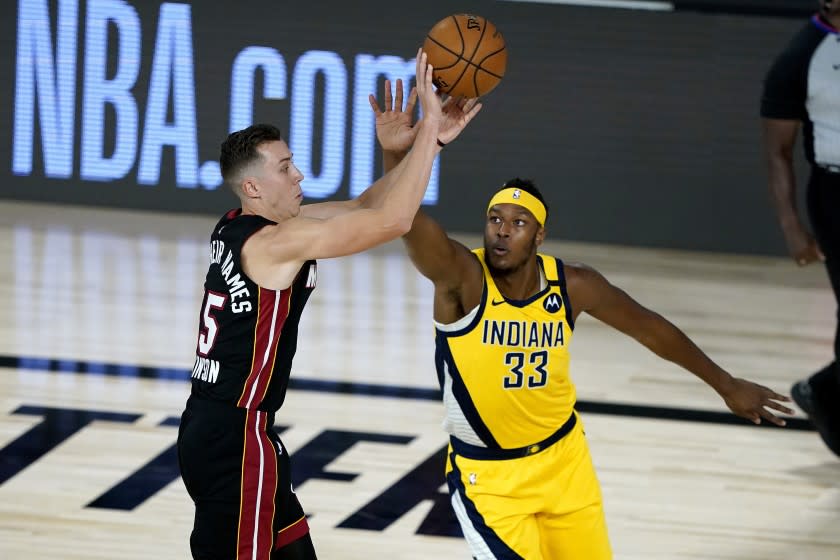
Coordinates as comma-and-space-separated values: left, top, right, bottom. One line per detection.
451, 490, 497, 559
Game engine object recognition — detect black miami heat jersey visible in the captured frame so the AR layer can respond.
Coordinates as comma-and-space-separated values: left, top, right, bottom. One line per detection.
189, 209, 316, 412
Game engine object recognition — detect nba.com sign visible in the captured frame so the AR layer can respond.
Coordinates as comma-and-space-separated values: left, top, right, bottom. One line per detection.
10, 0, 440, 203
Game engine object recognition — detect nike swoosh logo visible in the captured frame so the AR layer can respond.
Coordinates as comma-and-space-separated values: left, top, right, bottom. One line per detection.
491, 299, 505, 306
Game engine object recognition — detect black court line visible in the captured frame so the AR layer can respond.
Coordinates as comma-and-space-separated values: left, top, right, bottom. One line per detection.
0, 354, 813, 431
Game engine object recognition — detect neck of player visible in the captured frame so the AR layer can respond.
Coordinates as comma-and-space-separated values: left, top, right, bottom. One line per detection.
492, 258, 542, 300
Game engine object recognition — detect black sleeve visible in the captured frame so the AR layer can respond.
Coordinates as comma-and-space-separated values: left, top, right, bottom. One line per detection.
760, 22, 824, 120
760, 48, 808, 120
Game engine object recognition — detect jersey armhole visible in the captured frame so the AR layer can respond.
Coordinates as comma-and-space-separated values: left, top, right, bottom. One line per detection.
554, 258, 575, 331
434, 282, 488, 337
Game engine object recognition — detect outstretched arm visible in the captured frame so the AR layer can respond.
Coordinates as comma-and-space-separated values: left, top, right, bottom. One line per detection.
300, 76, 482, 221
253, 49, 443, 268
566, 263, 794, 426
376, 79, 482, 190
299, 80, 423, 220
369, 78, 484, 293
402, 208, 478, 289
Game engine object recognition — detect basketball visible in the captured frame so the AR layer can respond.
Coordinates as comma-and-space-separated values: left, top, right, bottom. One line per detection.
422, 14, 507, 98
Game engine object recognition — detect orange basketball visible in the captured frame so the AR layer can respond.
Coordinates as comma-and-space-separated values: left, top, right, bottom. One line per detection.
422, 14, 507, 98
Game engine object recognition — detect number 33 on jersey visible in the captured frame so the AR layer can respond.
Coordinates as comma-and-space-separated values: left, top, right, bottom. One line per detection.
435, 249, 575, 449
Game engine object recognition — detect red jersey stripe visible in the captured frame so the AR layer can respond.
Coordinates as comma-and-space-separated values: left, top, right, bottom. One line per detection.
275, 515, 310, 550
238, 288, 289, 409
252, 286, 293, 406
237, 410, 279, 559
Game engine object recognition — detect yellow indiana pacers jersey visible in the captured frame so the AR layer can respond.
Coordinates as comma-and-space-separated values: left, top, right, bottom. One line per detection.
435, 249, 576, 449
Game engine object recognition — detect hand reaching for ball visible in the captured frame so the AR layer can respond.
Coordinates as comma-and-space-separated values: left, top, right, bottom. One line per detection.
437, 95, 483, 146
368, 58, 482, 154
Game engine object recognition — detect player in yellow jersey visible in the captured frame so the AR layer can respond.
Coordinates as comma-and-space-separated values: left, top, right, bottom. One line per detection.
368, 82, 795, 559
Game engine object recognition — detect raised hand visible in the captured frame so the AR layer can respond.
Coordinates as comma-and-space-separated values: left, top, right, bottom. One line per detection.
369, 49, 481, 153
437, 95, 482, 146
718, 377, 794, 426
368, 78, 419, 153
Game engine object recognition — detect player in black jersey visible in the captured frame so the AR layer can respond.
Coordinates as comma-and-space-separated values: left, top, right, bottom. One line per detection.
176, 50, 482, 559
762, 0, 840, 457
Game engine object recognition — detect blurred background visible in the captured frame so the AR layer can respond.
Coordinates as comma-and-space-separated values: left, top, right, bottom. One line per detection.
1, 2, 837, 559
0, 0, 816, 254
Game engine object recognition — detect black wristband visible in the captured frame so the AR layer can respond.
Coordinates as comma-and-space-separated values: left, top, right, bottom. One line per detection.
436, 138, 446, 148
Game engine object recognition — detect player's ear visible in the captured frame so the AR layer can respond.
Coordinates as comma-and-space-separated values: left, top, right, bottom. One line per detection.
241, 176, 260, 199
535, 226, 546, 246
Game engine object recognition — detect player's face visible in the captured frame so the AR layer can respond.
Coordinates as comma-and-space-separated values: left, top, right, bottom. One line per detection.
254, 140, 304, 218
483, 203, 544, 273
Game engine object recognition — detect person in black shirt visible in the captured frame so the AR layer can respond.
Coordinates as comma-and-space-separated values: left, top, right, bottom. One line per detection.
176, 51, 482, 559
761, 0, 840, 457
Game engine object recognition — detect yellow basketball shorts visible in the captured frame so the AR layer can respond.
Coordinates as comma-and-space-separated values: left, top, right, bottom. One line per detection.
445, 413, 612, 559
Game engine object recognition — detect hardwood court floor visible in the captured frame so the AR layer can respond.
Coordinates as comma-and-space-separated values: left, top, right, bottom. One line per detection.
0, 201, 837, 559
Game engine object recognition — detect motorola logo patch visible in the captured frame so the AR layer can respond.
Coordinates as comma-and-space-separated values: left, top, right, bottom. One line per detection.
543, 294, 562, 313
